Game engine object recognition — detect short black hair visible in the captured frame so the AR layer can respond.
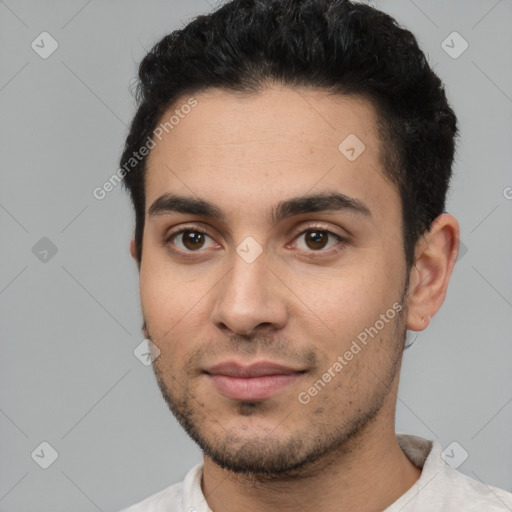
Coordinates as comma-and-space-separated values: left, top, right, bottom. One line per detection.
120, 0, 458, 269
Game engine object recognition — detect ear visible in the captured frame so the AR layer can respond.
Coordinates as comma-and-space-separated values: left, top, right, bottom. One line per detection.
130, 237, 141, 270
406, 213, 460, 332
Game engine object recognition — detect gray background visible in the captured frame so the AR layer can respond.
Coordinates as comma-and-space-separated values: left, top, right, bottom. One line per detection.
1, 0, 511, 510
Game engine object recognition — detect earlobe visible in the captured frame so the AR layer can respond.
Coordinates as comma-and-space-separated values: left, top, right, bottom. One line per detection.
130, 238, 137, 259
405, 214, 460, 332
130, 238, 140, 269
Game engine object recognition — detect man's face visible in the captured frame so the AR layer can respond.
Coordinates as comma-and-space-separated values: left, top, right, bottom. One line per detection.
138, 85, 409, 475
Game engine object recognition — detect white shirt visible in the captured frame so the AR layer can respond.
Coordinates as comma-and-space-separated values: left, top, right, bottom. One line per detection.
119, 433, 512, 511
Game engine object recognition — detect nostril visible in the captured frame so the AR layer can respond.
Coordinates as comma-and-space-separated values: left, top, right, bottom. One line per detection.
256, 322, 273, 329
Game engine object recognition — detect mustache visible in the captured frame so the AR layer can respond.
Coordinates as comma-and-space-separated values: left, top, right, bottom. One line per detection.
142, 320, 319, 368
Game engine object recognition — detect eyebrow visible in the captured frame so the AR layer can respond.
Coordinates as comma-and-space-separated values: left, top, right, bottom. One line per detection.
148, 192, 372, 223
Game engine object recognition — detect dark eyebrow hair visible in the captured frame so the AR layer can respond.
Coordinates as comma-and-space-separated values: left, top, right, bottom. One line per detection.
271, 192, 371, 223
148, 192, 371, 222
148, 194, 223, 219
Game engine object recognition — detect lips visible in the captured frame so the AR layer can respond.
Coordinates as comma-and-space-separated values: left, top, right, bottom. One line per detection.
204, 361, 305, 401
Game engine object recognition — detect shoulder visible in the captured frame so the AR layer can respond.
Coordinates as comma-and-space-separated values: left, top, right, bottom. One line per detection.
118, 464, 204, 512
119, 481, 183, 512
435, 463, 512, 511
394, 434, 512, 511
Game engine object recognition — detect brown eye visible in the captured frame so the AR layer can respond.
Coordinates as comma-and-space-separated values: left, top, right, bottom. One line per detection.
166, 226, 219, 254
181, 230, 206, 250
293, 228, 343, 253
304, 230, 329, 250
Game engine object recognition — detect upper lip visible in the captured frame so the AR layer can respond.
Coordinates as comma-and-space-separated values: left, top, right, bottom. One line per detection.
205, 361, 305, 378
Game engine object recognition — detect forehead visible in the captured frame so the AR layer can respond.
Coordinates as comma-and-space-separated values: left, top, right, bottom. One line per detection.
144, 85, 398, 225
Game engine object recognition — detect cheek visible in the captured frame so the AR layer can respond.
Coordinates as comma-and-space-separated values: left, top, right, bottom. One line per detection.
291, 263, 402, 353
139, 260, 199, 342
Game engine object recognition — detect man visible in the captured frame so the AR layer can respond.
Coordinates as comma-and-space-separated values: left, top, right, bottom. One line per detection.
119, 0, 512, 510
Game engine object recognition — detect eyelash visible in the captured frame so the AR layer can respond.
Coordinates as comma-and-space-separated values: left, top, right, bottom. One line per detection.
164, 224, 348, 257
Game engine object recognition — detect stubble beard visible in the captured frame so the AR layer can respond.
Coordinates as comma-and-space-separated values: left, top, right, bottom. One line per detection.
148, 304, 407, 480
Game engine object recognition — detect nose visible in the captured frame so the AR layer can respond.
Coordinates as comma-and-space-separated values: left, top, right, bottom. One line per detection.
210, 250, 288, 337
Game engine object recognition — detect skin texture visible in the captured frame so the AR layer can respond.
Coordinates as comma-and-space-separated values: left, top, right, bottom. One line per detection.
130, 84, 460, 512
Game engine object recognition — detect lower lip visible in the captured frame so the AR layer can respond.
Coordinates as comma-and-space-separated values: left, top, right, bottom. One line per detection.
208, 373, 302, 401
